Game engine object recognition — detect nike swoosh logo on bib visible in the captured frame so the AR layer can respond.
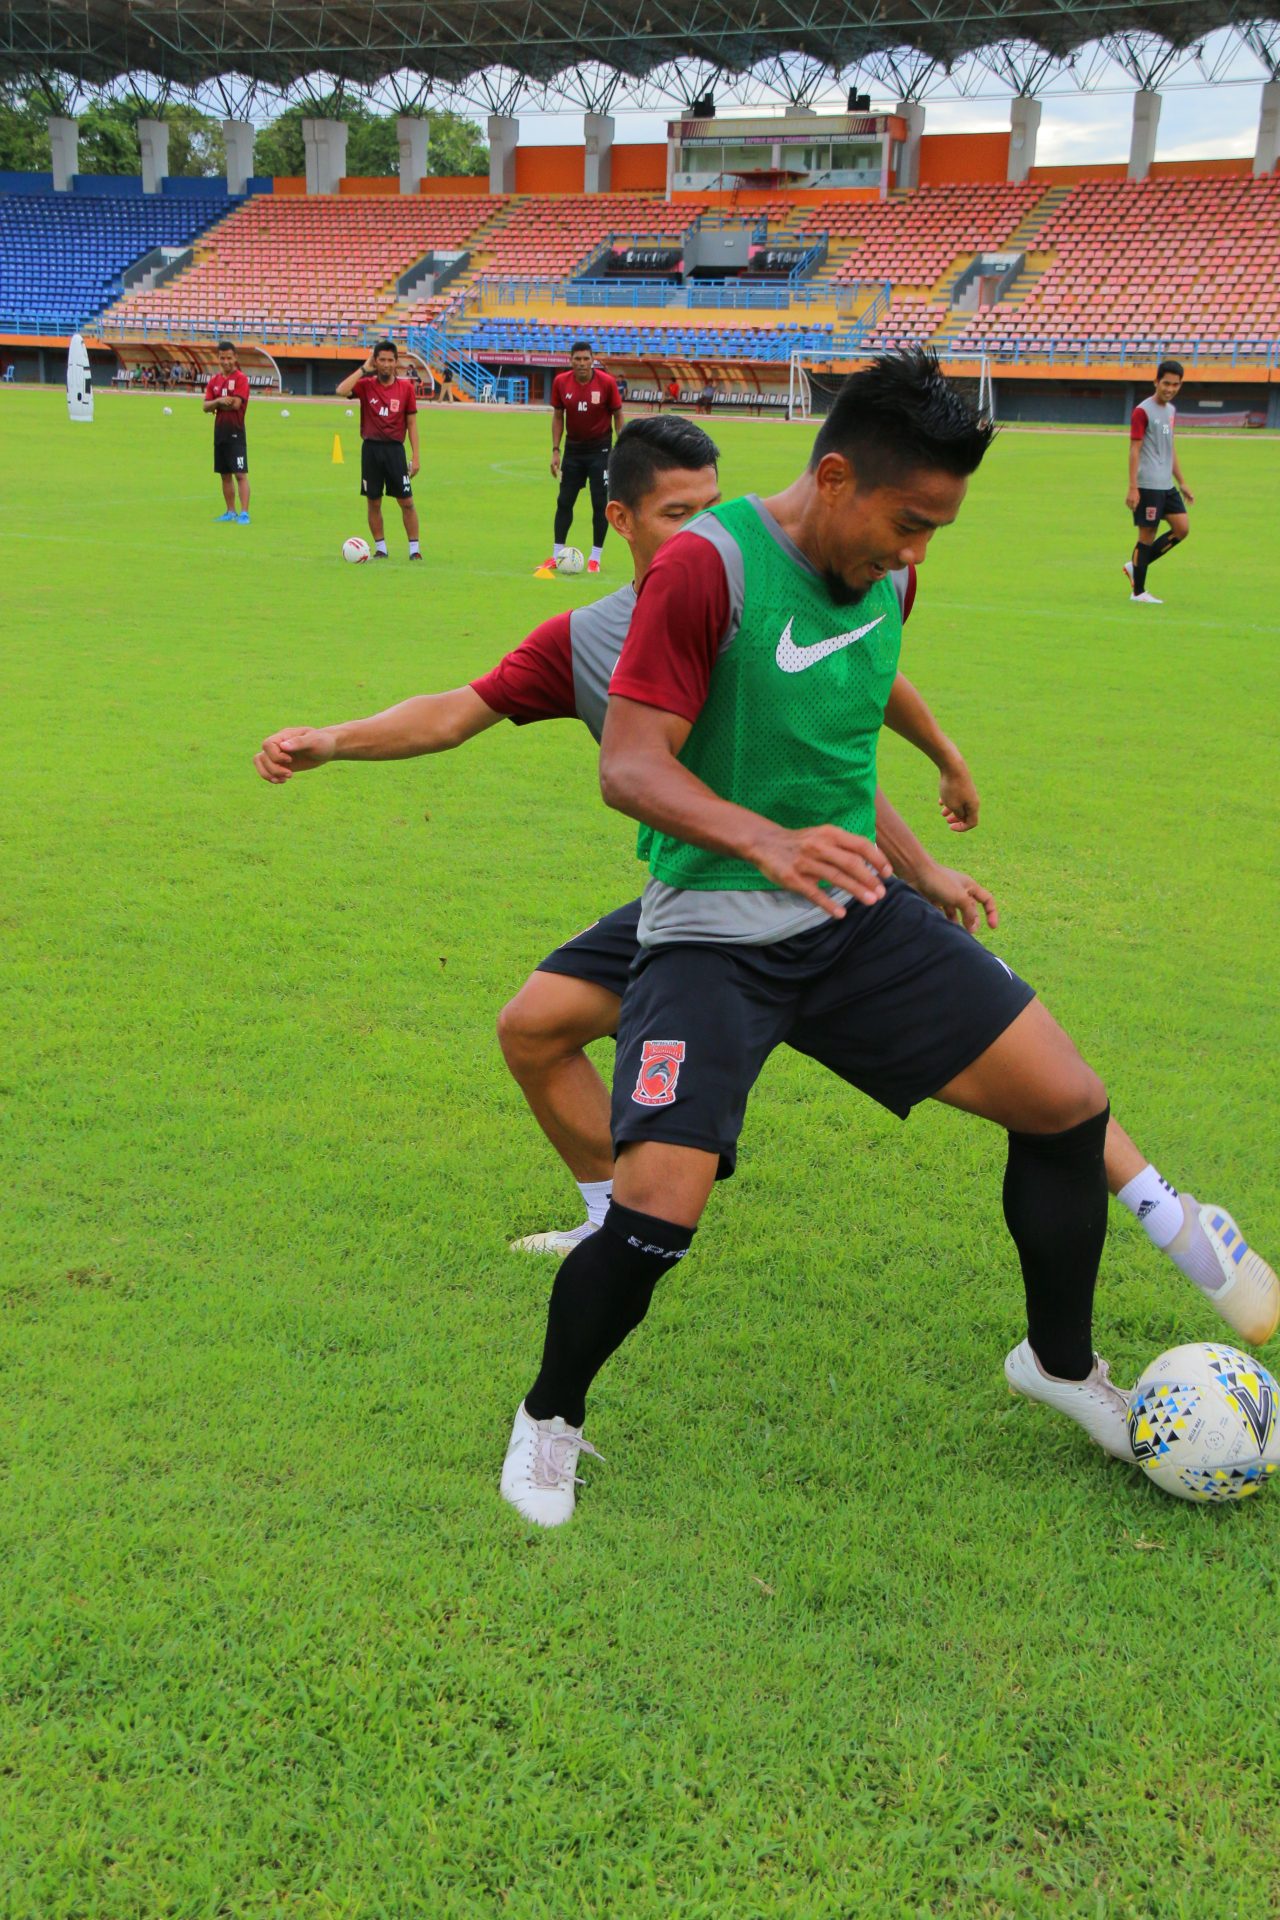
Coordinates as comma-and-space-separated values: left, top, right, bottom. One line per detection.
775, 615, 884, 673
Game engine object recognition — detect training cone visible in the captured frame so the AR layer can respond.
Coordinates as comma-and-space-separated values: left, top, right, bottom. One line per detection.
331, 433, 344, 465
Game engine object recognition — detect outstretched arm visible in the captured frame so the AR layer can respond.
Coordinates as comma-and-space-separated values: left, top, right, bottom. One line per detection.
884, 671, 979, 831
255, 688, 501, 783
599, 695, 892, 914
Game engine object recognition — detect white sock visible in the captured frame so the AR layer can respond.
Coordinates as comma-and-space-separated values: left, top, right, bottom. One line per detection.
1116, 1165, 1183, 1249
375, 538, 388, 554
590, 545, 603, 563
408, 539, 420, 555
575, 1178, 612, 1229
553, 542, 566, 559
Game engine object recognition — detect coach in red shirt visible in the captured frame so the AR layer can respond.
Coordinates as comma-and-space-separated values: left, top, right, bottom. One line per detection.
544, 341, 625, 575
203, 339, 251, 524
336, 340, 423, 562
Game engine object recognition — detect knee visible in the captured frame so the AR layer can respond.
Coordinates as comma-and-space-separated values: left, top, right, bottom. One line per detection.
1026, 1063, 1108, 1137
497, 982, 572, 1076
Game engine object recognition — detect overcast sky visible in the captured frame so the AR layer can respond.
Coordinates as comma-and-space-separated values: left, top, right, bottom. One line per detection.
503, 26, 1271, 163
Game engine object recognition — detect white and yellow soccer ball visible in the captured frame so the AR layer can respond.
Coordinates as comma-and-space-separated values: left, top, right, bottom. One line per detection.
556, 547, 585, 575
341, 536, 371, 564
1128, 1343, 1280, 1503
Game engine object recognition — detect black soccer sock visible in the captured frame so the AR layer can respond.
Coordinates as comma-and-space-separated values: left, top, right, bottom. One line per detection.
1145, 529, 1183, 567
590, 472, 609, 549
1003, 1104, 1109, 1382
1131, 543, 1152, 593
525, 1202, 695, 1427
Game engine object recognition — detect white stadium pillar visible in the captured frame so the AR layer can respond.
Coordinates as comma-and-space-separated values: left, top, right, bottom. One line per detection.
397, 116, 430, 193
302, 118, 348, 194
1256, 80, 1280, 177
488, 116, 519, 194
49, 115, 79, 190
137, 118, 170, 194
583, 113, 615, 194
895, 101, 924, 190
1128, 90, 1161, 181
1007, 97, 1041, 182
223, 118, 255, 195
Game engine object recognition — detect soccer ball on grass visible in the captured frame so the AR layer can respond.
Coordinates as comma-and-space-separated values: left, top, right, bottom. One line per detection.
1128, 1343, 1280, 1503
342, 536, 372, 564
556, 547, 585, 575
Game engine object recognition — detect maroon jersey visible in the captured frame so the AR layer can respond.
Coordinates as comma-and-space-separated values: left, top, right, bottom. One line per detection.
352, 376, 417, 443
204, 369, 249, 434
551, 367, 623, 448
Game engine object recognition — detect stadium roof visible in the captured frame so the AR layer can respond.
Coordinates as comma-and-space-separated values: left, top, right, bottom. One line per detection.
3, 0, 1278, 95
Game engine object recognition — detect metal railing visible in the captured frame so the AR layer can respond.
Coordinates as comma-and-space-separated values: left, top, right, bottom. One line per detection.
469, 273, 865, 313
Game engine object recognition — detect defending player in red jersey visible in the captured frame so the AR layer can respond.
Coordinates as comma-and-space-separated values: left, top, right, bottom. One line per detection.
252, 414, 1276, 1382
336, 341, 423, 562
541, 341, 625, 576
203, 340, 251, 525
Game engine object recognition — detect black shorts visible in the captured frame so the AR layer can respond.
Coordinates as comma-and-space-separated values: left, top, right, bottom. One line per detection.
1133, 485, 1186, 529
213, 432, 248, 475
536, 899, 641, 1005
361, 439, 412, 500
610, 878, 1036, 1178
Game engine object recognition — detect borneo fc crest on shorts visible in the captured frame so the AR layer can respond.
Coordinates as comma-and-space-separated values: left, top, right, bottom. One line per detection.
632, 1039, 686, 1107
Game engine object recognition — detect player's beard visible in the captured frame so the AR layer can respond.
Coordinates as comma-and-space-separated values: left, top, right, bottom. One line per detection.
821, 569, 870, 608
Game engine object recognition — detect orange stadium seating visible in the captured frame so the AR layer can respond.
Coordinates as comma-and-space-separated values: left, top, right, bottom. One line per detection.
950, 175, 1280, 353
802, 183, 1043, 287
474, 193, 712, 277
103, 194, 503, 335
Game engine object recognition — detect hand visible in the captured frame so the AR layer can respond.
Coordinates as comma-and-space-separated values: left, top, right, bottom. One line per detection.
550, 451, 561, 478
915, 861, 998, 934
748, 823, 892, 915
938, 758, 980, 832
254, 727, 337, 784
1125, 486, 1139, 511
1181, 486, 1195, 505
409, 455, 420, 478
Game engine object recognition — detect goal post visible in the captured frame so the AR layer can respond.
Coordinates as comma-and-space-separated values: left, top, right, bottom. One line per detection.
786, 351, 813, 423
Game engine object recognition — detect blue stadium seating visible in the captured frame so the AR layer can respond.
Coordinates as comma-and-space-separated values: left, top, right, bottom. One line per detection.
447, 318, 839, 363
0, 186, 241, 333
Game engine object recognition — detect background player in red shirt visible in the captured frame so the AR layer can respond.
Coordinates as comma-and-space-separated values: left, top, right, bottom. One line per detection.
336, 341, 422, 561
544, 341, 624, 575
203, 340, 251, 525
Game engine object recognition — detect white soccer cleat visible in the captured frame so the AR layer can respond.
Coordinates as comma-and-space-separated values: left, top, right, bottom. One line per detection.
1122, 560, 1134, 588
1184, 1202, 1280, 1346
1129, 590, 1163, 604
509, 1220, 596, 1254
1004, 1339, 1134, 1460
500, 1401, 602, 1527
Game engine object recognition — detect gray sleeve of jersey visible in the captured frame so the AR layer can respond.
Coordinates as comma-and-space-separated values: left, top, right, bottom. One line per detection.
568, 583, 637, 743
685, 516, 745, 652
890, 566, 909, 617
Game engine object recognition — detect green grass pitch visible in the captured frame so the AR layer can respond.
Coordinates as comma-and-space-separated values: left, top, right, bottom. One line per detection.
3, 385, 1279, 1918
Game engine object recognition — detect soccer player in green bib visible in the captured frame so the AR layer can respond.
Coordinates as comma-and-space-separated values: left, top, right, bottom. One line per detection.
501, 352, 1149, 1525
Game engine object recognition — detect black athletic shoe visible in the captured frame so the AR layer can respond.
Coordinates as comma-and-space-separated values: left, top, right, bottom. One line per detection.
373, 550, 389, 561
409, 551, 423, 561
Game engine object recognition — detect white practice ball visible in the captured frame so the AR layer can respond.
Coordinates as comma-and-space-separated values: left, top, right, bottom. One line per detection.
281, 407, 290, 417
162, 405, 172, 415
1128, 1342, 1280, 1503
555, 547, 585, 576
346, 408, 354, 417
342, 536, 372, 565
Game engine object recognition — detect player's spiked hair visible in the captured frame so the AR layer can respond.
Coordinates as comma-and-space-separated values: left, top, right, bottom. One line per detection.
372, 339, 397, 358
809, 349, 995, 488
217, 338, 235, 352
608, 414, 719, 509
1156, 358, 1184, 379
571, 340, 593, 355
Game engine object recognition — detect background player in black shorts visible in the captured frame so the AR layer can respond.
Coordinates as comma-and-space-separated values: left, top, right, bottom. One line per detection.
203, 340, 250, 525
337, 341, 422, 561
542, 343, 625, 575
1124, 359, 1193, 604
